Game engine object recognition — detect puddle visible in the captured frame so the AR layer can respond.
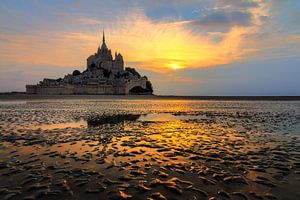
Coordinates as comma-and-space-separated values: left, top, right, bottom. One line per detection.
34, 113, 201, 129
138, 113, 200, 121
37, 120, 87, 130
88, 113, 201, 125
87, 114, 141, 126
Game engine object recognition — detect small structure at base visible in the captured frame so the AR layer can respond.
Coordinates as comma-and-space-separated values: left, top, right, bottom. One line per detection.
26, 31, 153, 95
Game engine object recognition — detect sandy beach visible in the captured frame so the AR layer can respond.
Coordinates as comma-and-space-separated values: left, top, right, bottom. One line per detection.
0, 98, 300, 199
1, 0, 300, 199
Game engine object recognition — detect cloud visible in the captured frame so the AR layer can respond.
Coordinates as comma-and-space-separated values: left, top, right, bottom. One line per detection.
0, 6, 266, 74
0, 0, 299, 94
191, 10, 252, 28
0, 0, 298, 76
0, 31, 96, 68
77, 17, 102, 25
216, 0, 259, 10
0, 63, 70, 91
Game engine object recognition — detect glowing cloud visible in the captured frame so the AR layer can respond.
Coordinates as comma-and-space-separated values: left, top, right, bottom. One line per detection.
0, 0, 298, 75
0, 0, 299, 94
103, 6, 267, 73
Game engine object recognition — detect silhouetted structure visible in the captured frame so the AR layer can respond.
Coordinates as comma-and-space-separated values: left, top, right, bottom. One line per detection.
26, 31, 153, 95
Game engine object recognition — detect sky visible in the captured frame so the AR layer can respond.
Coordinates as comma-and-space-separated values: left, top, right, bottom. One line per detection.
0, 0, 300, 95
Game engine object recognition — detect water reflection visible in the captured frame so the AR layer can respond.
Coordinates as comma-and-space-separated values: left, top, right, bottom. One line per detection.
1, 100, 300, 200
86, 113, 201, 126
87, 114, 141, 126
139, 113, 199, 121
32, 113, 210, 130
38, 120, 87, 130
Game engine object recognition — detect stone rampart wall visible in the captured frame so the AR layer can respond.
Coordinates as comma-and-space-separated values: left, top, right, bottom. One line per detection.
26, 78, 147, 95
125, 78, 147, 94
26, 85, 126, 95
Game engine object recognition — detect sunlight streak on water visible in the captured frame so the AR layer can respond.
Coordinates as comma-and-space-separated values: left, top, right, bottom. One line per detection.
0, 99, 300, 199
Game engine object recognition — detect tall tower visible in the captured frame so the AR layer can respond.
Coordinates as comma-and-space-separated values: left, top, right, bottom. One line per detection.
101, 30, 108, 50
103, 30, 105, 43
88, 29, 113, 69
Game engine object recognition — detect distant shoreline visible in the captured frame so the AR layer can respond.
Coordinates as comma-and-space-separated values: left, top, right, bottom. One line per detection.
0, 93, 299, 101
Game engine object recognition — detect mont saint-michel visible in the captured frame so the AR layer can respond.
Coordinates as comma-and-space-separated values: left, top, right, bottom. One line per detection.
26, 31, 153, 95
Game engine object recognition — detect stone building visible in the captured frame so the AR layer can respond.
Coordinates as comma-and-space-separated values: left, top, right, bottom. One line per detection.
26, 31, 153, 95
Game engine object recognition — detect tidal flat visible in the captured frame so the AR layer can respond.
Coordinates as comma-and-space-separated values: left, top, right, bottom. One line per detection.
0, 99, 300, 200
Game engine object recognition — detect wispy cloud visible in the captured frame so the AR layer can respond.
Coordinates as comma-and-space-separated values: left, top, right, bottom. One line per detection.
190, 10, 253, 28
77, 17, 102, 25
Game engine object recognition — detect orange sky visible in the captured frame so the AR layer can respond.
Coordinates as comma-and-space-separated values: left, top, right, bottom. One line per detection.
0, 2, 271, 73
0, 0, 299, 94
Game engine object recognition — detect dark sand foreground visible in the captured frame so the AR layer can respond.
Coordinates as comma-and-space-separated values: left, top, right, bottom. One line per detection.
0, 99, 300, 199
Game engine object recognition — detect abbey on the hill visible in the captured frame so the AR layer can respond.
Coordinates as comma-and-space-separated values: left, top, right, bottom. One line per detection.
26, 31, 153, 95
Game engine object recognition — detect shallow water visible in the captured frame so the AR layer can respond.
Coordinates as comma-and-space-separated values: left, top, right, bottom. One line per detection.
0, 99, 300, 199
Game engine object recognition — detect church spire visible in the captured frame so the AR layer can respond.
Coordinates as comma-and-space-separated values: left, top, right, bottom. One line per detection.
102, 30, 105, 43
100, 29, 108, 50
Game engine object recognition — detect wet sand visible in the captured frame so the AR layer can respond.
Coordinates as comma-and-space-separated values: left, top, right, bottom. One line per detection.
0, 99, 300, 199
1, 93, 300, 101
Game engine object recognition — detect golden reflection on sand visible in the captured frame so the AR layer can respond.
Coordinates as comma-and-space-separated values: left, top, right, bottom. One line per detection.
37, 120, 87, 130
139, 113, 180, 121
1, 100, 300, 199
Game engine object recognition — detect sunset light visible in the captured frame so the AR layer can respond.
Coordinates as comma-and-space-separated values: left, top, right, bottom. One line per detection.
169, 63, 184, 70
0, 0, 299, 95
0, 1, 299, 200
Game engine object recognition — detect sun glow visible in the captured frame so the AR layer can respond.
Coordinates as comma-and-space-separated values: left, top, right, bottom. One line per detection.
104, 12, 260, 73
169, 63, 184, 70
0, 3, 270, 74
